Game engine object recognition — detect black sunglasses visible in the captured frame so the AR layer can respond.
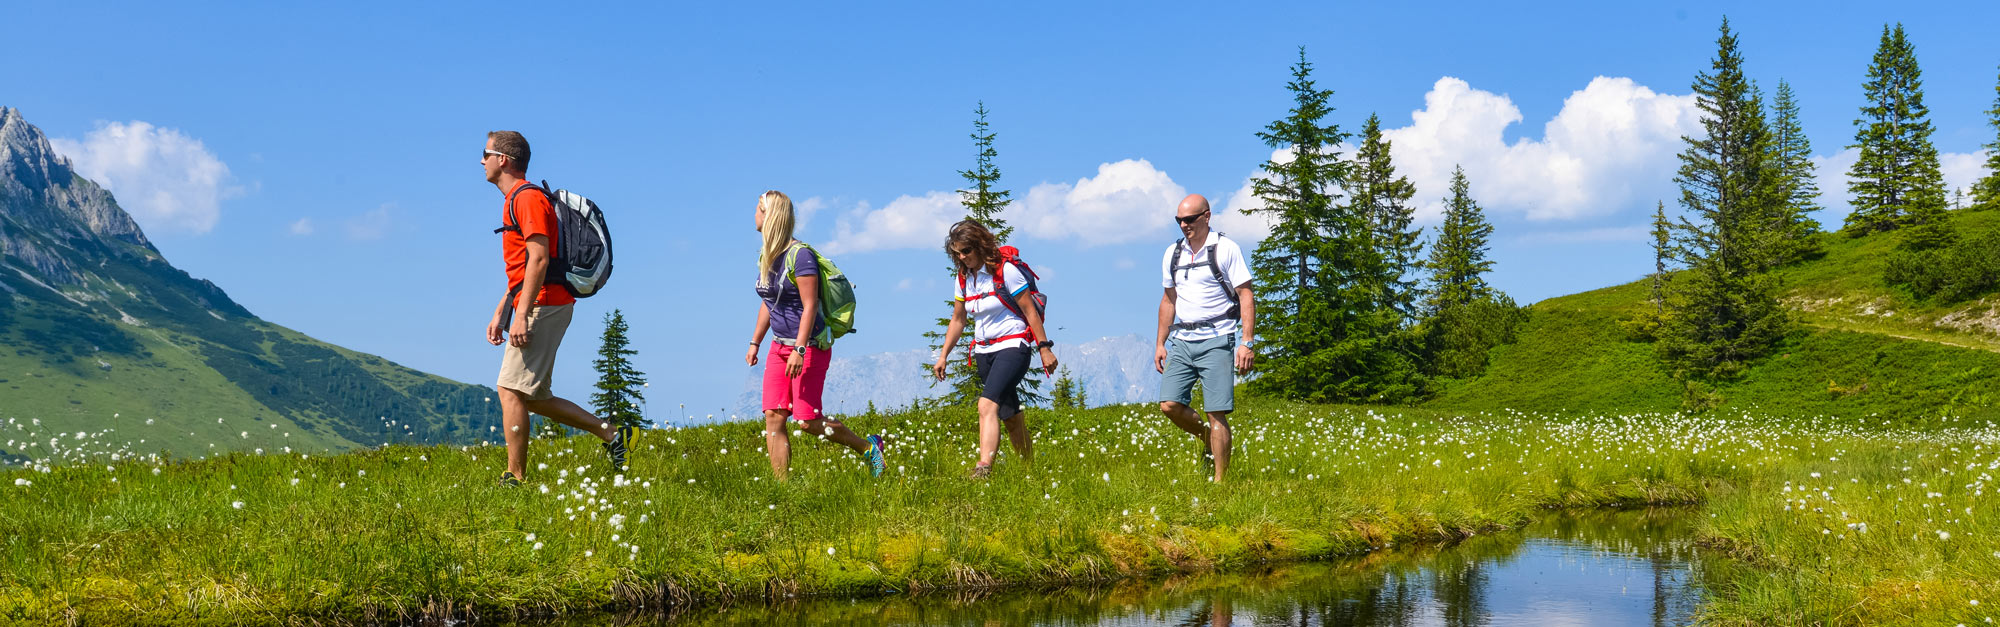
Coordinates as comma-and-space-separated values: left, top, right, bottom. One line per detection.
1176, 210, 1209, 225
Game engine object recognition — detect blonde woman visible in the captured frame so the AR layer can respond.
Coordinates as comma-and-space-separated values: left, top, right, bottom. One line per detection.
745, 190, 886, 480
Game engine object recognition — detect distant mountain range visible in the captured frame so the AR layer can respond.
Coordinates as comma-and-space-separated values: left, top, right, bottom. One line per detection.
0, 107, 497, 458
725, 334, 1164, 422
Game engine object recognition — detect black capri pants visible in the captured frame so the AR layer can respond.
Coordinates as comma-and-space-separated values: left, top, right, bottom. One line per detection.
974, 346, 1033, 420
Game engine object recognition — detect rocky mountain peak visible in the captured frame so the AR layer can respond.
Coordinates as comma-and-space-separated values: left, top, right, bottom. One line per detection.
0, 107, 154, 285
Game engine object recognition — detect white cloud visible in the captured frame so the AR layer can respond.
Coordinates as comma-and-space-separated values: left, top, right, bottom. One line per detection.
288, 218, 313, 236
818, 191, 963, 255
1211, 149, 1290, 246
1113, 257, 1136, 270
1381, 76, 1701, 223
1944, 151, 1994, 207
50, 120, 241, 235
345, 204, 395, 241
894, 277, 914, 291
795, 196, 827, 232
1007, 159, 1188, 246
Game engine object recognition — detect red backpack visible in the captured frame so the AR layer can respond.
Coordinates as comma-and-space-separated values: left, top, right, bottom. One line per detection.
957, 246, 1049, 361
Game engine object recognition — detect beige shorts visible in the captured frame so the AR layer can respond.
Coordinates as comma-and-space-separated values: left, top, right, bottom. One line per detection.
497, 303, 573, 401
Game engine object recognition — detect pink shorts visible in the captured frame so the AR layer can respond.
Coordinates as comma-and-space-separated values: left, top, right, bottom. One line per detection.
761, 342, 831, 421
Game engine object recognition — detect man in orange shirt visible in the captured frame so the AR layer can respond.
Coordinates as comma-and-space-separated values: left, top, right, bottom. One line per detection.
482, 130, 630, 486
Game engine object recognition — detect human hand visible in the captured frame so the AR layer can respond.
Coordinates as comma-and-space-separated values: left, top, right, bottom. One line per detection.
1235, 345, 1255, 375
1039, 347, 1059, 376
487, 314, 505, 346
786, 348, 806, 378
508, 316, 530, 348
932, 356, 949, 381
745, 343, 759, 367
1154, 344, 1167, 374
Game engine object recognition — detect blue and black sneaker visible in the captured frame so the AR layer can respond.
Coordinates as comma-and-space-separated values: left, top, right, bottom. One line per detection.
863, 434, 887, 478
603, 425, 633, 473
498, 471, 523, 488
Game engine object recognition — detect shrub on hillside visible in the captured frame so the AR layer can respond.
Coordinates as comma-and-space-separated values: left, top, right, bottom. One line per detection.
1884, 227, 2000, 304
1423, 295, 1527, 380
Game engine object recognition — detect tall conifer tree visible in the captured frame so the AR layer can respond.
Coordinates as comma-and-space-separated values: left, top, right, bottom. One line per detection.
590, 309, 647, 429
1660, 19, 1788, 385
1423, 168, 1494, 313
1650, 200, 1673, 313
1418, 167, 1514, 378
920, 103, 1040, 407
1348, 113, 1425, 324
1763, 80, 1824, 267
1844, 24, 1951, 249
1973, 66, 2000, 211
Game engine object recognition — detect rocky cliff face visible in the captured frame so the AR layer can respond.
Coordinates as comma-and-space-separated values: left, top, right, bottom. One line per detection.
0, 107, 153, 286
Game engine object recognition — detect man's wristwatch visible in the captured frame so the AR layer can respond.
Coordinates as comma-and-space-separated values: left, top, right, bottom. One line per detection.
1036, 340, 1055, 350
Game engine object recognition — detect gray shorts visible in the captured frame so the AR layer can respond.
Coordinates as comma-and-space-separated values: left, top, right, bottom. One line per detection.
1159, 334, 1236, 413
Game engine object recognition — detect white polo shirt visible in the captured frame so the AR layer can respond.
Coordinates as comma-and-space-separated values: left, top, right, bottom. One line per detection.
1161, 233, 1251, 341
956, 265, 1033, 354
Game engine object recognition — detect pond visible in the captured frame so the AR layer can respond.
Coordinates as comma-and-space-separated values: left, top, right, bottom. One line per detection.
507, 508, 1708, 626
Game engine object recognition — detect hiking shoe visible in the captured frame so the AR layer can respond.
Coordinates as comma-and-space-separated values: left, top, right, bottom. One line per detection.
603, 425, 633, 473
863, 435, 887, 478
498, 472, 523, 487
969, 464, 992, 480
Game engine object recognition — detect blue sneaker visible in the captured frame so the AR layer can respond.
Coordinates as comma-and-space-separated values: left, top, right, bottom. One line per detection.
863, 434, 886, 478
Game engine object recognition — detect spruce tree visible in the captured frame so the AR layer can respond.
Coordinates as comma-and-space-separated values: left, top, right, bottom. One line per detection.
919, 103, 1041, 407
1763, 80, 1824, 267
1973, 66, 2000, 212
589, 309, 647, 429
1423, 167, 1495, 313
1419, 167, 1515, 378
1660, 19, 1789, 385
1050, 366, 1078, 410
1349, 113, 1425, 325
1650, 200, 1673, 314
1844, 24, 1952, 248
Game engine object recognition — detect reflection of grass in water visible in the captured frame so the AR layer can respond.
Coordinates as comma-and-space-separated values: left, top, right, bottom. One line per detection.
3, 400, 1998, 624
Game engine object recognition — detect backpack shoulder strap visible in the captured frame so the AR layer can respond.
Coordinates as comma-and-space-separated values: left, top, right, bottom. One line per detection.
496, 182, 545, 234
1169, 238, 1186, 287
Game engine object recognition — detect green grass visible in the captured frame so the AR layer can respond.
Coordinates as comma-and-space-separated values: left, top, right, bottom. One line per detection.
7, 400, 2000, 625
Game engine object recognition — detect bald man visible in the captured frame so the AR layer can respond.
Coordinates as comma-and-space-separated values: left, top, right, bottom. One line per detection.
1155, 194, 1255, 482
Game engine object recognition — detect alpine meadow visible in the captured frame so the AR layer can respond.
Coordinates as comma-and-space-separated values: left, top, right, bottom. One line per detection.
7, 7, 2000, 627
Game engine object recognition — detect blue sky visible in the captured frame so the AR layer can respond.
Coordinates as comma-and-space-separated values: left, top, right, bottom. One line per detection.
6, 1, 1997, 422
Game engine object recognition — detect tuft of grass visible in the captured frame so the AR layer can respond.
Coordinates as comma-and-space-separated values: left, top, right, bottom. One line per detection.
6, 401, 2000, 624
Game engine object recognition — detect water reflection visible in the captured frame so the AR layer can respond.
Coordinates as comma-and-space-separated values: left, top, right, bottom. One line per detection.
513, 508, 1705, 627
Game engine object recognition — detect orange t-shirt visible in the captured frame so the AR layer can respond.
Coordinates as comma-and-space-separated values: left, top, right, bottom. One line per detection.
501, 180, 576, 307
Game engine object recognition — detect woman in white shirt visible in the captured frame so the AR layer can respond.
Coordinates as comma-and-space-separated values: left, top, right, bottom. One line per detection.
930, 220, 1058, 479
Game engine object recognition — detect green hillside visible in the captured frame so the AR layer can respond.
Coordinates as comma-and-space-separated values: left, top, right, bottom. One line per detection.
1432, 209, 2000, 421
0, 106, 496, 461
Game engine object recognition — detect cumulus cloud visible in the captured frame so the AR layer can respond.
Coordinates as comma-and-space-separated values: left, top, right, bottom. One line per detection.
288, 218, 313, 236
1381, 76, 1701, 223
1007, 159, 1189, 246
818, 191, 963, 255
50, 120, 242, 235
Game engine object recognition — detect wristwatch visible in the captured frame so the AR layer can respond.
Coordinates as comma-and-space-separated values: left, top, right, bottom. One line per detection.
1036, 340, 1055, 350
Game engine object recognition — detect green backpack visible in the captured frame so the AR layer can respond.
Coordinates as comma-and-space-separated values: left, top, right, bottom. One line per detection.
780, 243, 857, 346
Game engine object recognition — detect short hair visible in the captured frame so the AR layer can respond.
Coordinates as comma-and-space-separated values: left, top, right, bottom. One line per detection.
486, 130, 531, 173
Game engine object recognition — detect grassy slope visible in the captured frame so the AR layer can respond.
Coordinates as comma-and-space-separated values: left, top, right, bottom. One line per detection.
1433, 209, 2000, 422
4, 400, 1996, 626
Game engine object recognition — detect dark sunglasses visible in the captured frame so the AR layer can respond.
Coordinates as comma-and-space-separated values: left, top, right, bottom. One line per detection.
1176, 210, 1209, 225
482, 149, 513, 162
